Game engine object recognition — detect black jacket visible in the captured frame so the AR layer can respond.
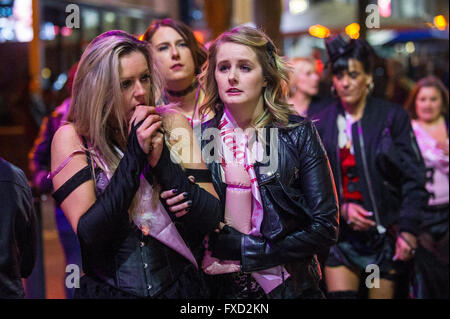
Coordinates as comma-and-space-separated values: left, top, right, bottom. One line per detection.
314, 96, 428, 236
201, 110, 339, 298
0, 158, 37, 298
70, 124, 221, 298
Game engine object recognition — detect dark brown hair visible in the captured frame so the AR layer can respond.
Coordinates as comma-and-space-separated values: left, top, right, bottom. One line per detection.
142, 18, 207, 75
405, 75, 449, 120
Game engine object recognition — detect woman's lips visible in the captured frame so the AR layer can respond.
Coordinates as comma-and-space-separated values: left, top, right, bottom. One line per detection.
171, 63, 184, 70
226, 88, 243, 95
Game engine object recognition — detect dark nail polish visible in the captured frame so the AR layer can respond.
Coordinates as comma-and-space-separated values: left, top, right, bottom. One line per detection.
183, 192, 189, 198
187, 200, 192, 206
172, 189, 178, 194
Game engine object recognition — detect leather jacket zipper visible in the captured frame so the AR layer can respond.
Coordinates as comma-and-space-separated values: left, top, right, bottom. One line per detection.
258, 172, 279, 186
356, 121, 386, 234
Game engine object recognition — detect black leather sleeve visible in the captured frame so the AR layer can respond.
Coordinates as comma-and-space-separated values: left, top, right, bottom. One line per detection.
151, 142, 221, 235
214, 121, 339, 272
0, 160, 37, 298
76, 122, 147, 254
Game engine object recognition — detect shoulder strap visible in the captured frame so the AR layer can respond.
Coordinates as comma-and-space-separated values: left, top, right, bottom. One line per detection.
52, 136, 96, 206
48, 150, 85, 180
52, 165, 93, 206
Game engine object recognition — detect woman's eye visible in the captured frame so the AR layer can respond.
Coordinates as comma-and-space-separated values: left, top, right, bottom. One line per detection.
218, 65, 229, 72
240, 65, 251, 72
141, 74, 151, 82
157, 45, 168, 51
121, 80, 131, 89
349, 72, 359, 79
178, 42, 188, 47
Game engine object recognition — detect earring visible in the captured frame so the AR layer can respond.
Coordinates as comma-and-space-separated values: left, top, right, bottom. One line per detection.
367, 82, 374, 94
330, 85, 337, 97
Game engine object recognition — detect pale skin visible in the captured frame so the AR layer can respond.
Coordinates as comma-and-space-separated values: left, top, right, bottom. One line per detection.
150, 26, 208, 122
157, 103, 219, 217
150, 27, 217, 217
325, 58, 416, 298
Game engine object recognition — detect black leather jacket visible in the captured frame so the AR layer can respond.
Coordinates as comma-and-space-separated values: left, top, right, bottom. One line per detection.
0, 158, 37, 298
201, 110, 339, 298
314, 97, 428, 236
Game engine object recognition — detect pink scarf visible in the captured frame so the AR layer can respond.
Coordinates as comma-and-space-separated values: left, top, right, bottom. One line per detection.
202, 110, 289, 294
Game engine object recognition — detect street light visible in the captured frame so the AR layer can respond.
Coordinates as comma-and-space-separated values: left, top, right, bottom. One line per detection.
345, 23, 360, 39
289, 0, 308, 15
308, 24, 330, 39
434, 15, 448, 31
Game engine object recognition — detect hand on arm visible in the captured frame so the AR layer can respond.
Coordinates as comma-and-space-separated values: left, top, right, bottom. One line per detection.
151, 106, 221, 232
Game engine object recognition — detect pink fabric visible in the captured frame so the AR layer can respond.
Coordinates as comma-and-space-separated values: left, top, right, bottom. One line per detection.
224, 163, 252, 233
202, 110, 289, 294
412, 120, 449, 206
98, 147, 199, 269
134, 177, 199, 269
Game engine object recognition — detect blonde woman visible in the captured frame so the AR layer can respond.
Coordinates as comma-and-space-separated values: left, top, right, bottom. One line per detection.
50, 30, 221, 298
288, 57, 324, 117
165, 26, 339, 299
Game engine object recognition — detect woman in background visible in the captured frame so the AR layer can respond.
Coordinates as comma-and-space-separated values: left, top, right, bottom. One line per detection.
287, 57, 325, 118
142, 18, 213, 128
315, 34, 428, 299
405, 76, 449, 299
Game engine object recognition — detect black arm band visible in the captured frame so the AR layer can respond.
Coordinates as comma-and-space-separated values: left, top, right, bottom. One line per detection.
183, 168, 213, 183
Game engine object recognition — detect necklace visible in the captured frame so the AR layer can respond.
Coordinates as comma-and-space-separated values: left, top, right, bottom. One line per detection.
165, 80, 198, 97
162, 81, 203, 128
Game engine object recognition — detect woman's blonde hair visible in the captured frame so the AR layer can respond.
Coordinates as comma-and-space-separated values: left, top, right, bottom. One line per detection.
288, 56, 316, 97
199, 26, 293, 128
68, 30, 161, 172
67, 30, 163, 218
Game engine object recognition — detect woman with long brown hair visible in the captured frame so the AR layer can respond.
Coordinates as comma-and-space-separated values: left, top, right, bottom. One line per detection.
142, 18, 213, 128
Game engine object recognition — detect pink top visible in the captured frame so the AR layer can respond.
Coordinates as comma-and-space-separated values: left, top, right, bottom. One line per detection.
412, 120, 449, 206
